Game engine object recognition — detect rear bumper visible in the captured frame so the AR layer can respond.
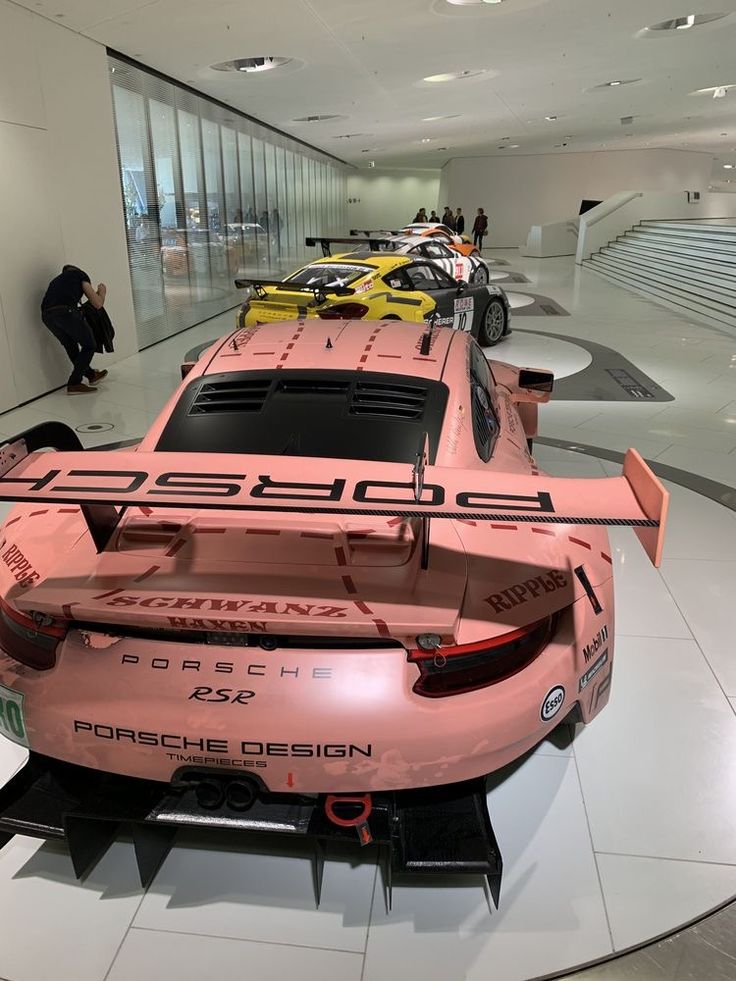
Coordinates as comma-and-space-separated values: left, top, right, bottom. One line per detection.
0, 593, 613, 790
0, 752, 503, 905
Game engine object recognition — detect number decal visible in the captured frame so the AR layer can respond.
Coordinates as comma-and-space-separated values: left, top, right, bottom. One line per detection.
0, 684, 28, 747
453, 296, 474, 332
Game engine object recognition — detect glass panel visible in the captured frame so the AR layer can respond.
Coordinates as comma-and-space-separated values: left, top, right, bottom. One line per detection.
112, 82, 166, 347
109, 54, 346, 348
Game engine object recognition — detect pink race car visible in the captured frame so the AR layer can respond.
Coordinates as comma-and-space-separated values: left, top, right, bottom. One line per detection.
0, 321, 667, 906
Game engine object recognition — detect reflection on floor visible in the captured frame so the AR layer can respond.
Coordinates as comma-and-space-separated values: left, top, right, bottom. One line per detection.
0, 251, 735, 981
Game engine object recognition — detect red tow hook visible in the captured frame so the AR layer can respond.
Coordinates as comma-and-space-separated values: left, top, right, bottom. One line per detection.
324, 793, 373, 846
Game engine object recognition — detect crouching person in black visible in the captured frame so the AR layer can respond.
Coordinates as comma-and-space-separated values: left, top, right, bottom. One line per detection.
41, 265, 109, 394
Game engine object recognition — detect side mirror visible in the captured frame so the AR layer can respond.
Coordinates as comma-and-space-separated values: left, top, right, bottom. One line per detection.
456, 279, 468, 294
518, 368, 554, 394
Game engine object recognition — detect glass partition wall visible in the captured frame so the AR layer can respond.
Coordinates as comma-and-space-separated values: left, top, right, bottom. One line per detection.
109, 55, 347, 348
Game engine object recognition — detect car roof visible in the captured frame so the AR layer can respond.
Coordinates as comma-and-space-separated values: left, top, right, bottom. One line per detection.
204, 319, 464, 383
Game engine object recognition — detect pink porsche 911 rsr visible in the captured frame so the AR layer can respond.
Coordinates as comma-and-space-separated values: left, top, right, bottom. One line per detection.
0, 320, 667, 906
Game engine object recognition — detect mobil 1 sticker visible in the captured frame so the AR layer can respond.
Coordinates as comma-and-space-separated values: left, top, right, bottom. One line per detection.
579, 649, 609, 692
0, 684, 28, 747
540, 685, 565, 723
453, 295, 474, 332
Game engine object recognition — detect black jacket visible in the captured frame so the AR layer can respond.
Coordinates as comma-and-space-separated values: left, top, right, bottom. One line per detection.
81, 303, 115, 353
456, 215, 465, 235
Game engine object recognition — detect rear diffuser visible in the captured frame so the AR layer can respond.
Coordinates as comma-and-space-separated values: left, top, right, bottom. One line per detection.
0, 753, 503, 909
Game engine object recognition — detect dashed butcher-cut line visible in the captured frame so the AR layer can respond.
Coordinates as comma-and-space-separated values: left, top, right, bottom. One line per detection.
134, 565, 160, 583
413, 357, 437, 363
219, 353, 240, 358
568, 536, 592, 550
137, 507, 153, 516
532, 527, 556, 537
165, 539, 187, 557
245, 528, 281, 536
4, 517, 21, 526
194, 527, 227, 534
58, 508, 78, 514
354, 600, 373, 615
29, 509, 48, 518
334, 546, 348, 567
300, 531, 334, 540
373, 618, 391, 638
601, 552, 613, 564
62, 602, 78, 619
387, 517, 404, 527
491, 523, 517, 531
93, 588, 124, 600
341, 575, 358, 595
377, 353, 401, 359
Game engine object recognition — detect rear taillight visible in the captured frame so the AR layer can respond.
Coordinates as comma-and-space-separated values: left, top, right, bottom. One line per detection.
317, 302, 370, 320
408, 615, 556, 698
0, 599, 68, 670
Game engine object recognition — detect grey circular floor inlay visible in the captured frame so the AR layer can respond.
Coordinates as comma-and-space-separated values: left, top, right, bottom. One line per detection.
75, 423, 114, 433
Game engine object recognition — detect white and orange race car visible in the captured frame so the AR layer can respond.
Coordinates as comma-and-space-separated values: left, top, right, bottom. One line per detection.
352, 223, 480, 257
307, 233, 491, 284
0, 321, 667, 905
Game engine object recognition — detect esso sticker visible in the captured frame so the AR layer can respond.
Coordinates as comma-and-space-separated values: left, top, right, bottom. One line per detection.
453, 295, 474, 332
540, 685, 565, 723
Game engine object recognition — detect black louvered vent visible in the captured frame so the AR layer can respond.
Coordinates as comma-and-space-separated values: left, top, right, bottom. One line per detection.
350, 381, 427, 419
189, 379, 271, 415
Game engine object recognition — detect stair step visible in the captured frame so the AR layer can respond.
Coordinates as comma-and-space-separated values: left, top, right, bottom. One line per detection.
591, 254, 736, 308
623, 230, 736, 255
607, 239, 736, 272
583, 261, 736, 331
600, 246, 736, 296
638, 221, 736, 241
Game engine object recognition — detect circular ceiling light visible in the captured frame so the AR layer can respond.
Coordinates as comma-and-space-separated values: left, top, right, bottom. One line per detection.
642, 12, 727, 32
420, 138, 433, 143
211, 56, 293, 73
423, 69, 488, 82
292, 114, 347, 122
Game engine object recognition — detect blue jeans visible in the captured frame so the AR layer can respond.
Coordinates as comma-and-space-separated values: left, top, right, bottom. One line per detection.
42, 306, 96, 385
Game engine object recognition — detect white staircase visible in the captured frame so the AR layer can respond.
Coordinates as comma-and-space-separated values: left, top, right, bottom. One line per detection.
583, 220, 736, 331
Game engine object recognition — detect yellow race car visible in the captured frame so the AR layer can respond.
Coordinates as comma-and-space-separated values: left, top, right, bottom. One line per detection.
235, 252, 511, 347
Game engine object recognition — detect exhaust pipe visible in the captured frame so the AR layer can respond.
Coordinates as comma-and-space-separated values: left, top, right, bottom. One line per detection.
195, 779, 226, 810
225, 779, 258, 812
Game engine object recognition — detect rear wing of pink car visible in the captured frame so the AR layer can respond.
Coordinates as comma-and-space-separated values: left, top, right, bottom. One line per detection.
0, 422, 668, 565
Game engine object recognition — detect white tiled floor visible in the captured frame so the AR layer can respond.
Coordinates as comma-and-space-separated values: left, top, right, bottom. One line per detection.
1, 253, 736, 981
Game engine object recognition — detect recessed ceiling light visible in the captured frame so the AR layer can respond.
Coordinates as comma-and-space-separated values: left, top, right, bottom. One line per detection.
292, 114, 347, 122
545, 115, 558, 121
420, 138, 433, 143
509, 144, 520, 148
643, 12, 727, 32
724, 163, 734, 168
422, 114, 461, 121
211, 56, 293, 73
423, 69, 488, 82
446, 0, 503, 5
592, 78, 641, 90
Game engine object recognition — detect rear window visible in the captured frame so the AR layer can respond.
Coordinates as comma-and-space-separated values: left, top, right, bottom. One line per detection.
286, 264, 371, 288
157, 370, 449, 464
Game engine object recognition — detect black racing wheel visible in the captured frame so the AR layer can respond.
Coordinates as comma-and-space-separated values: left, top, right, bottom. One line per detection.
479, 298, 507, 347
472, 264, 489, 285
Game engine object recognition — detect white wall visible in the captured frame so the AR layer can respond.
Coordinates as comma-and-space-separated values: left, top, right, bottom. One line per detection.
0, 1, 137, 415
441, 149, 714, 248
346, 169, 440, 231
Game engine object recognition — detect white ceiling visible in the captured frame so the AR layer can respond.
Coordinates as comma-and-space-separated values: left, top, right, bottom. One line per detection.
16, 0, 736, 171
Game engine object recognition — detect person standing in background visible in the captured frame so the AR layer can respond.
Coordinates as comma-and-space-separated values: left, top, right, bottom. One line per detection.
41, 265, 109, 394
455, 208, 465, 236
429, 210, 439, 222
442, 206, 455, 230
472, 208, 488, 249
413, 208, 428, 222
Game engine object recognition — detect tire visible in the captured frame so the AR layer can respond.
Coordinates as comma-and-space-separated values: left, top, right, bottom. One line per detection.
478, 298, 507, 347
382, 314, 401, 321
471, 264, 489, 285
